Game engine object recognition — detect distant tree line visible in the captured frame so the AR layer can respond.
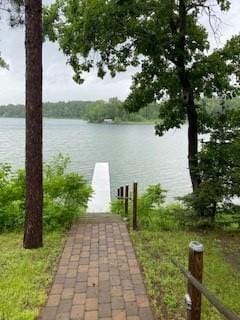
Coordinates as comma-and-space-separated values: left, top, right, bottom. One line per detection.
1, 97, 240, 124
0, 97, 160, 123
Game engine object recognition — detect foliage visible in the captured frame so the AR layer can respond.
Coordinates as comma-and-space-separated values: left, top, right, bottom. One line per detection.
44, 0, 240, 194
137, 184, 167, 229
180, 103, 240, 222
112, 184, 183, 231
111, 199, 124, 217
0, 0, 24, 69
0, 53, 8, 69
131, 230, 240, 319
43, 0, 239, 119
0, 98, 160, 123
44, 0, 238, 105
0, 0, 24, 26
0, 154, 92, 232
0, 164, 25, 231
0, 230, 65, 320
139, 184, 167, 209
2, 97, 240, 124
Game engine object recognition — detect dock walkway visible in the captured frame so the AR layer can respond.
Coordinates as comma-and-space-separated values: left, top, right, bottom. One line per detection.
87, 163, 111, 213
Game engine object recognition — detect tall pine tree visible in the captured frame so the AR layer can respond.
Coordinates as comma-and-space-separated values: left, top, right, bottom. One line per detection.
23, 0, 43, 249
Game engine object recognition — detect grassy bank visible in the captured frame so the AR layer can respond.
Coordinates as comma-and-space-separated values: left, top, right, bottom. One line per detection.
131, 230, 240, 320
0, 230, 66, 320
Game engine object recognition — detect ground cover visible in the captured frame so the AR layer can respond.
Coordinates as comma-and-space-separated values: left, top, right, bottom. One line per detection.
0, 230, 65, 320
131, 230, 240, 320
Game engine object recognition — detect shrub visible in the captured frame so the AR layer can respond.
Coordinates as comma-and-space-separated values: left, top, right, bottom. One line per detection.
0, 154, 92, 232
0, 164, 25, 231
112, 184, 183, 231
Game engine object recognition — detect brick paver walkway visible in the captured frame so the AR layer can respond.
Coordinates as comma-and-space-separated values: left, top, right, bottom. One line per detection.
40, 215, 154, 320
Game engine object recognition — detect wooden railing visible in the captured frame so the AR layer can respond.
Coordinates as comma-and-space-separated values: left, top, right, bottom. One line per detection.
116, 183, 240, 320
172, 242, 240, 320
117, 182, 138, 230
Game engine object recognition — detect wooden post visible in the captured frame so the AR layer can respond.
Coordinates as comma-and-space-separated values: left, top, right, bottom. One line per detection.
120, 186, 124, 200
124, 185, 129, 217
132, 182, 138, 230
187, 241, 204, 320
117, 188, 120, 199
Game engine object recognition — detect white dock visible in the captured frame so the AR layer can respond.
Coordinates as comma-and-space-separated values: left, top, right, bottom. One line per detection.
87, 162, 111, 213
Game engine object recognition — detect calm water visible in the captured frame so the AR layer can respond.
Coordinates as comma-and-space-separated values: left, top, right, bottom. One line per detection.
0, 118, 191, 200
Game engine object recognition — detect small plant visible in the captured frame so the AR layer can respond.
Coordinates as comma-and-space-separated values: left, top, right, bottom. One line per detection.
137, 184, 166, 229
111, 199, 125, 217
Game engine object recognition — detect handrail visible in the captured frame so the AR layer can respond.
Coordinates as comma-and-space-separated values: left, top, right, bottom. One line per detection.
117, 183, 138, 230
171, 257, 240, 320
117, 196, 132, 200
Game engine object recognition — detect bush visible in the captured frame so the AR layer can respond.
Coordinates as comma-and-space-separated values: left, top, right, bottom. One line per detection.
0, 164, 25, 231
111, 184, 183, 231
0, 154, 92, 232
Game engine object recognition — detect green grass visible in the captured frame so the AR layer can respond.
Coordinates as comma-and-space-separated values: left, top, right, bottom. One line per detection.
131, 230, 240, 320
0, 230, 66, 320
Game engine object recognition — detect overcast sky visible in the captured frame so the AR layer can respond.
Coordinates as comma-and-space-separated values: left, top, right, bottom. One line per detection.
0, 0, 240, 105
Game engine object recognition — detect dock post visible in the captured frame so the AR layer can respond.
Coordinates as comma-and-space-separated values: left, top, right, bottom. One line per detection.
132, 182, 138, 230
120, 186, 124, 201
125, 185, 129, 217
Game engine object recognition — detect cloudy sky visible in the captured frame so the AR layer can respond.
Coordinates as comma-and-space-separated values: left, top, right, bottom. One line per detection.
0, 0, 240, 105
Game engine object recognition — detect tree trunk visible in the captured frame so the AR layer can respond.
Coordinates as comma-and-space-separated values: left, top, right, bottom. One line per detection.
23, 0, 43, 249
177, 0, 201, 193
184, 87, 201, 192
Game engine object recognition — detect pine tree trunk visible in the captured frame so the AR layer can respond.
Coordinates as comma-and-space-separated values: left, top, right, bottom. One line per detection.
23, 0, 43, 249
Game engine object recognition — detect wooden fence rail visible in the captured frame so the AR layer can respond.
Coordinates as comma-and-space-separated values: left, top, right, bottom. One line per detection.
172, 242, 240, 320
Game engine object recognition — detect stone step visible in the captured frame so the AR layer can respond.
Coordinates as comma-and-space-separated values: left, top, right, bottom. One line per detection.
79, 213, 122, 224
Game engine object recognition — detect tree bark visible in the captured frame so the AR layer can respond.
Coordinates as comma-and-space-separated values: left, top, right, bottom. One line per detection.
177, 0, 201, 193
184, 86, 201, 192
23, 0, 43, 249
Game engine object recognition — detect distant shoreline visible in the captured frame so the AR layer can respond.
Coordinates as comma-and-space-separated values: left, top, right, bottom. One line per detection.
0, 116, 156, 125
0, 99, 160, 123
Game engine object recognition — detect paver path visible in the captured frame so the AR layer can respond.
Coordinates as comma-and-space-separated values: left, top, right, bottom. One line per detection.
40, 215, 154, 320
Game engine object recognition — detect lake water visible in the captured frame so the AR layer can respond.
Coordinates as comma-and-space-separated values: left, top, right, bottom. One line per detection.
0, 118, 192, 200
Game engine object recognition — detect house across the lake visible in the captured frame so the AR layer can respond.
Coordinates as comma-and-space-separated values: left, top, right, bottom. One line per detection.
103, 118, 113, 124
